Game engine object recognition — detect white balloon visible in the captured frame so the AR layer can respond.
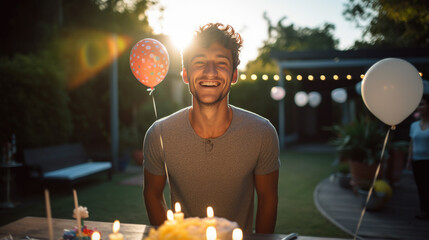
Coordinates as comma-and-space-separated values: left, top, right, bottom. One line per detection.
362, 58, 423, 126
270, 86, 286, 101
331, 88, 347, 103
294, 91, 308, 107
308, 91, 321, 107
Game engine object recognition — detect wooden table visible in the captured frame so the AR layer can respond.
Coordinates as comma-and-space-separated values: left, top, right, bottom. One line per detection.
0, 217, 351, 240
0, 217, 147, 240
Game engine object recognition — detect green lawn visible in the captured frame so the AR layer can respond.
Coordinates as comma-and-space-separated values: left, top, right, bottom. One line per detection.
0, 150, 350, 238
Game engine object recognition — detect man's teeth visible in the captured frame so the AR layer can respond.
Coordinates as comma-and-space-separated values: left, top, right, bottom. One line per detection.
200, 81, 220, 86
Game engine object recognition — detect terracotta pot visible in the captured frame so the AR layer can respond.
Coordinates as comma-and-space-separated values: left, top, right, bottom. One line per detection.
349, 160, 383, 188
386, 149, 405, 184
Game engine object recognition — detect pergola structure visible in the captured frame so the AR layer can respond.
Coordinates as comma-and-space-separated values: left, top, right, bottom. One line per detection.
271, 47, 429, 148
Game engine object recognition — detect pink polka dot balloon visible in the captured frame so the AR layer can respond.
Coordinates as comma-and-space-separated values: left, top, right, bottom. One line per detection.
130, 38, 169, 89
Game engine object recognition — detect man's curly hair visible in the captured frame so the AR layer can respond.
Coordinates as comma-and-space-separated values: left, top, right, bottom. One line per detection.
182, 23, 243, 71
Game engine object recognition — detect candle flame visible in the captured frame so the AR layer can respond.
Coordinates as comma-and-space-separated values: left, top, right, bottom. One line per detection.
232, 228, 243, 240
113, 220, 120, 233
175, 202, 181, 213
167, 210, 174, 221
91, 231, 101, 240
206, 226, 217, 240
207, 206, 214, 218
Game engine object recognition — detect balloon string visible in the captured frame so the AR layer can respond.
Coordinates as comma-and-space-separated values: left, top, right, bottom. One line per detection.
159, 134, 170, 195
353, 127, 392, 240
148, 88, 158, 119
147, 87, 170, 208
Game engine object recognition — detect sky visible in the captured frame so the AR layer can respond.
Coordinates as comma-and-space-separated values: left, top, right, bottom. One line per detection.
146, 0, 363, 70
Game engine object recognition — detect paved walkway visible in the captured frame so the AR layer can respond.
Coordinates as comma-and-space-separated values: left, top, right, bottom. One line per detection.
314, 172, 429, 240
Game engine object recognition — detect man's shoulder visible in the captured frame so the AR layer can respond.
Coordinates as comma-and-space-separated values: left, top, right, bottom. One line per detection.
154, 107, 190, 125
231, 105, 277, 137
231, 105, 272, 126
146, 107, 189, 136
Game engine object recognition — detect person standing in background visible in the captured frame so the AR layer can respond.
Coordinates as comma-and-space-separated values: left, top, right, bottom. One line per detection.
407, 93, 429, 220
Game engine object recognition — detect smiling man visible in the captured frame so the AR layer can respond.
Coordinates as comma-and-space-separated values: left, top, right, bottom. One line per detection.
143, 23, 280, 234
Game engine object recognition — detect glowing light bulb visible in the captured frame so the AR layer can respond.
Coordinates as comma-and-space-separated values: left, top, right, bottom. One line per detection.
273, 75, 279, 81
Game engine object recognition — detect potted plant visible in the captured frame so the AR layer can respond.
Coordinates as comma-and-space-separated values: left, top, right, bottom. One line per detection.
386, 140, 409, 184
334, 160, 352, 189
328, 117, 388, 188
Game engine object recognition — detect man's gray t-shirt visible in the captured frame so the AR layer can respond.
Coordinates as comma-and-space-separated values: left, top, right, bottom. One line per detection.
143, 105, 280, 233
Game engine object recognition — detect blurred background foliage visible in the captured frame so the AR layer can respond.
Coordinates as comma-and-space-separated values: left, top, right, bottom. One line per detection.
0, 0, 172, 159
0, 52, 72, 148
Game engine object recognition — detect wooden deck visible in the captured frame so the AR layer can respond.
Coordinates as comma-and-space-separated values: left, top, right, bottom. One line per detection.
314, 172, 429, 240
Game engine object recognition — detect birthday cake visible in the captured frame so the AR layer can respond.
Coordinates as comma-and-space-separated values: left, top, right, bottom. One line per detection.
144, 216, 239, 240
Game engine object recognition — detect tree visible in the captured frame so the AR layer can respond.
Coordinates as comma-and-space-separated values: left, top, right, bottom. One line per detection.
256, 12, 339, 64
343, 0, 429, 48
0, 52, 72, 148
0, 0, 164, 153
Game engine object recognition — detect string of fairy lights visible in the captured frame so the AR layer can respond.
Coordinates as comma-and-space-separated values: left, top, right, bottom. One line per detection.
238, 72, 424, 107
239, 72, 424, 82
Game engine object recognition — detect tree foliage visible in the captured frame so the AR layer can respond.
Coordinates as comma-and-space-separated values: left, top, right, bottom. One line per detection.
0, 52, 72, 148
343, 0, 429, 48
0, 0, 168, 154
256, 12, 339, 64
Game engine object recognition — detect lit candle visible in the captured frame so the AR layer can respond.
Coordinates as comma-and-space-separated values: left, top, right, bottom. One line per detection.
207, 206, 214, 218
109, 220, 124, 240
91, 231, 101, 240
206, 226, 217, 240
44, 189, 54, 240
72, 189, 82, 237
167, 210, 175, 223
174, 202, 184, 221
206, 206, 215, 225
232, 228, 243, 240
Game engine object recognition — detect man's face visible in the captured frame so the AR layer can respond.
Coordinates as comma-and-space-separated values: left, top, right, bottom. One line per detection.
182, 42, 237, 105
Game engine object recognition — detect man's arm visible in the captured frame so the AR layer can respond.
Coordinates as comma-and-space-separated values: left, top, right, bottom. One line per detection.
143, 169, 168, 226
254, 169, 279, 233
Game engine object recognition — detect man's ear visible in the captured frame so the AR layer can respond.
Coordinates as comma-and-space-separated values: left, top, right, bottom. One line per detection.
232, 69, 238, 85
182, 68, 189, 84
